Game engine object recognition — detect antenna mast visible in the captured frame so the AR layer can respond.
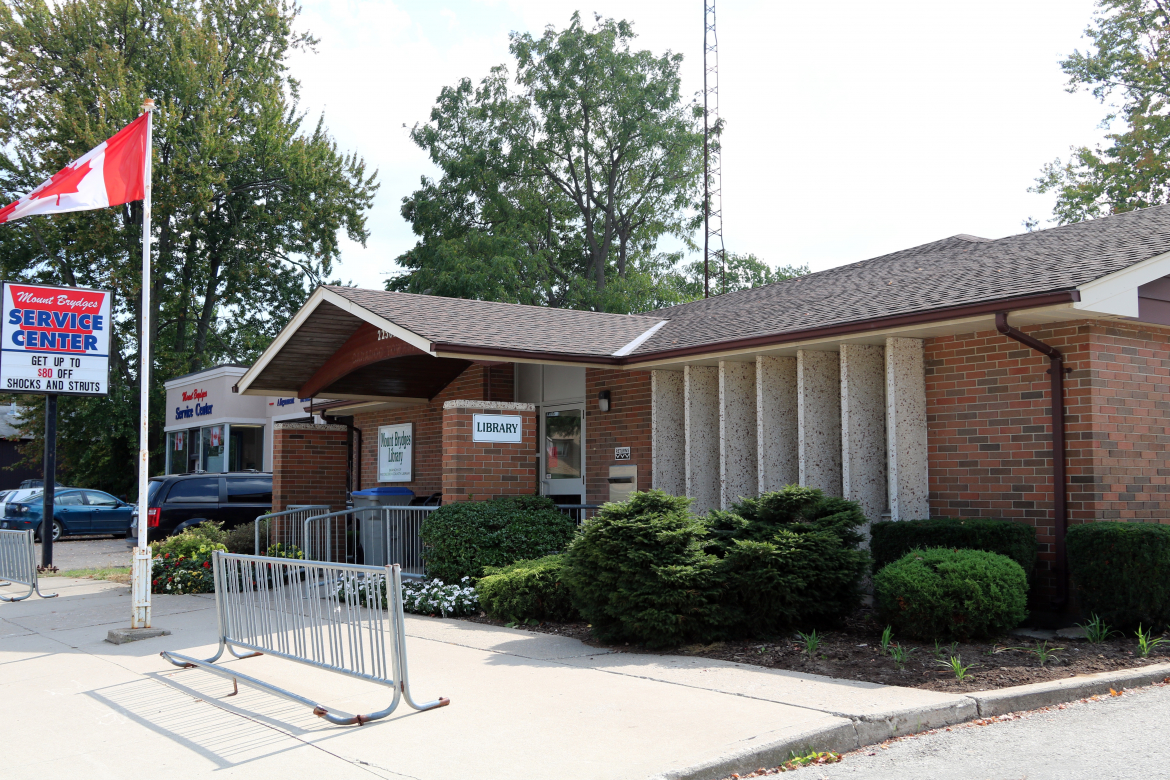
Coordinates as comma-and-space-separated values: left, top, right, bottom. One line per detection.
703, 0, 725, 298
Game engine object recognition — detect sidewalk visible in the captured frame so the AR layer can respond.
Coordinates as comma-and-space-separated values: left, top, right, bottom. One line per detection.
0, 578, 1073, 779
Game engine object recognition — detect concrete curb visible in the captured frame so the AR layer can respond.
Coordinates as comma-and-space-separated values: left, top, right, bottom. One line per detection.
647, 662, 1170, 780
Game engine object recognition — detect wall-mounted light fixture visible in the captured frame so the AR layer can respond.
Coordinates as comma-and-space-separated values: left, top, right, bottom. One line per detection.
598, 390, 611, 412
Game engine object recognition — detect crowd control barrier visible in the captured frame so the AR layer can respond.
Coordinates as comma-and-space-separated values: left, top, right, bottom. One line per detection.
253, 505, 330, 557
0, 529, 56, 602
302, 507, 436, 575
160, 551, 449, 725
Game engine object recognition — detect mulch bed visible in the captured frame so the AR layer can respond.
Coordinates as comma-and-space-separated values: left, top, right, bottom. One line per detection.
459, 609, 1170, 692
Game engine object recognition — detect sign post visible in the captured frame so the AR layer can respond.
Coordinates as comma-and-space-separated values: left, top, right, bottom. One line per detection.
41, 394, 56, 569
132, 99, 155, 628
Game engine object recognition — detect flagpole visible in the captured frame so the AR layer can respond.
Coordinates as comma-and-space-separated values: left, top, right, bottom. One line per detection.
131, 98, 155, 629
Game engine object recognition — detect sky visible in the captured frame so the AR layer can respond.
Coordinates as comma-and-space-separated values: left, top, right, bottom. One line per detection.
289, 0, 1108, 289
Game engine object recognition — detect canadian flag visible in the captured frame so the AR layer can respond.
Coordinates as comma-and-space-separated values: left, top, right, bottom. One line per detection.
0, 113, 149, 224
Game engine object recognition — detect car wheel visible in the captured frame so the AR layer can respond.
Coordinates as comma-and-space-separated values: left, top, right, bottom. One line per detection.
35, 520, 63, 543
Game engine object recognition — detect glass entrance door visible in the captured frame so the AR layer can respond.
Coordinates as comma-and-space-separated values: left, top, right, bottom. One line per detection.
541, 405, 584, 498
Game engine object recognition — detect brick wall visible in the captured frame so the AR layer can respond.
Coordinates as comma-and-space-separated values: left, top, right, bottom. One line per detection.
925, 318, 1170, 596
349, 363, 514, 501
585, 368, 653, 505
442, 401, 537, 502
271, 423, 349, 512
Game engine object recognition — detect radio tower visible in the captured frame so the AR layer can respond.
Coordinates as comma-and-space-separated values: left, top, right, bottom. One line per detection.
703, 0, 725, 298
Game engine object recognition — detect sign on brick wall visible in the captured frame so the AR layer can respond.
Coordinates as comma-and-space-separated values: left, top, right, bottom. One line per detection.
378, 423, 412, 482
472, 413, 523, 443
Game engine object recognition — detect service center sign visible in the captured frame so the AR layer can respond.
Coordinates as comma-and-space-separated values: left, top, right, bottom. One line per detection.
0, 282, 111, 396
472, 413, 523, 443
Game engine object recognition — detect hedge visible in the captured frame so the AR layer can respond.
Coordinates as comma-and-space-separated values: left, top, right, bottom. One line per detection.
476, 554, 577, 623
874, 548, 1029, 640
870, 517, 1037, 579
419, 495, 577, 583
1067, 521, 1170, 630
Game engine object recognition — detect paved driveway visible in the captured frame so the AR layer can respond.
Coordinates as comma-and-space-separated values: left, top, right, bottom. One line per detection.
816, 683, 1170, 780
35, 537, 130, 571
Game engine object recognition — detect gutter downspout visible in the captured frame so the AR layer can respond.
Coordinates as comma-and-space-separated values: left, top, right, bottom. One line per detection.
995, 312, 1068, 608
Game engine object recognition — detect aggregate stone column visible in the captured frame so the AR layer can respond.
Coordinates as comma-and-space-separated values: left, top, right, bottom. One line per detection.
651, 370, 685, 495
797, 350, 842, 496
719, 360, 757, 508
840, 344, 888, 524
756, 355, 798, 492
684, 364, 720, 513
885, 337, 930, 520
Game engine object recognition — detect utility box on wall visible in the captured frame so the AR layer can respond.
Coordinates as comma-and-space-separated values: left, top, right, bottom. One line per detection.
608, 464, 637, 503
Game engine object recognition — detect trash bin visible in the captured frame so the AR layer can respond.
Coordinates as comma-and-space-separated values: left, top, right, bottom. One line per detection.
352, 488, 415, 566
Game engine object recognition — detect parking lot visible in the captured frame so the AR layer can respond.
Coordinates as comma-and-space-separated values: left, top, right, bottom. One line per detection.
34, 537, 131, 572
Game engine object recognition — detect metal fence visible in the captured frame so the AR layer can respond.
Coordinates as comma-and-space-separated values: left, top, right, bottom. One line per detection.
302, 507, 437, 577
554, 503, 601, 525
0, 529, 56, 602
252, 505, 330, 557
160, 551, 449, 726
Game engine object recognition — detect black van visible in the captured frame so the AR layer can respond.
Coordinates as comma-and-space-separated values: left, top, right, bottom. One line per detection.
128, 472, 272, 544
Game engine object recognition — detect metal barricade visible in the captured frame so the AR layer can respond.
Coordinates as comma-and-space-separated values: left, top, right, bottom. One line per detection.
253, 505, 329, 557
160, 551, 449, 726
554, 503, 601, 525
0, 529, 56, 602
302, 506, 436, 577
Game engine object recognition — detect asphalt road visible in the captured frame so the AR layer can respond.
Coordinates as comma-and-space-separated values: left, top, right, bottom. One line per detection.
33, 536, 131, 571
806, 682, 1170, 780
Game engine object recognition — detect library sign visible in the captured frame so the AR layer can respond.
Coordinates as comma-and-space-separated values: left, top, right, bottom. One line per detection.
0, 282, 112, 396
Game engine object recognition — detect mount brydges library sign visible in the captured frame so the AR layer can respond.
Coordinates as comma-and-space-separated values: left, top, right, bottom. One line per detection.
236, 203, 1170, 606
0, 282, 111, 396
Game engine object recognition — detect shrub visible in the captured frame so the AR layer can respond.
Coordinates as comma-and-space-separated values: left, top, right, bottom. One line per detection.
224, 522, 257, 554
1067, 522, 1170, 630
562, 490, 720, 647
151, 547, 220, 594
869, 517, 1037, 579
151, 520, 227, 559
420, 495, 576, 583
477, 555, 578, 622
705, 487, 871, 636
874, 548, 1028, 640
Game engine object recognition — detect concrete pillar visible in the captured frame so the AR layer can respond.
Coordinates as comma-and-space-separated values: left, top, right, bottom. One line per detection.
756, 355, 798, 492
651, 370, 685, 495
840, 344, 888, 523
719, 360, 757, 509
797, 350, 842, 496
886, 337, 930, 520
684, 364, 720, 513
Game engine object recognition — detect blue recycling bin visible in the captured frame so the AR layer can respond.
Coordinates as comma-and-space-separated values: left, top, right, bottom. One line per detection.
351, 487, 414, 507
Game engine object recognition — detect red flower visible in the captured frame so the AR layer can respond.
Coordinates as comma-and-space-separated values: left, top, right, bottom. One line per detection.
167, 577, 173, 583
164, 553, 170, 559
203, 561, 210, 568
152, 579, 158, 586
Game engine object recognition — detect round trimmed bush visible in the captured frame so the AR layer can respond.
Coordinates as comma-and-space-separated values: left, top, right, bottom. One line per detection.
420, 495, 576, 583
561, 490, 720, 647
874, 548, 1028, 640
476, 554, 577, 622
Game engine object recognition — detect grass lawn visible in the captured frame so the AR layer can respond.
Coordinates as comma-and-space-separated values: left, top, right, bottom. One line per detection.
44, 566, 132, 584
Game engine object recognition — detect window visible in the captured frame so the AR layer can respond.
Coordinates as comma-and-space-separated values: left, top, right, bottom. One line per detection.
228, 425, 264, 471
544, 409, 582, 480
201, 425, 225, 472
84, 491, 119, 507
165, 478, 219, 503
227, 477, 271, 504
166, 431, 187, 475
147, 479, 166, 503
55, 492, 85, 506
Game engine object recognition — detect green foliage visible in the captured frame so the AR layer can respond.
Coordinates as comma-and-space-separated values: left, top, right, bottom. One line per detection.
875, 548, 1029, 641
880, 625, 894, 656
1077, 613, 1119, 644
560, 490, 721, 647
869, 517, 1037, 580
1031, 1, 1170, 224
0, 0, 376, 494
151, 549, 216, 594
476, 554, 578, 623
151, 521, 227, 559
680, 253, 809, 298
223, 522, 256, 555
939, 655, 975, 681
1136, 624, 1165, 657
705, 488, 870, 636
889, 643, 915, 669
390, 12, 705, 313
419, 496, 576, 583
1067, 522, 1170, 629
796, 629, 821, 658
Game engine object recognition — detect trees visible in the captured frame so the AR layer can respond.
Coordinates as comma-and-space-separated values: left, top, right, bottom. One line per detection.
1033, 1, 1170, 223
391, 13, 705, 313
0, 0, 376, 493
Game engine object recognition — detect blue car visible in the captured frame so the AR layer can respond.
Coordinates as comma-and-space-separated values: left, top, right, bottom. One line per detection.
1, 488, 134, 541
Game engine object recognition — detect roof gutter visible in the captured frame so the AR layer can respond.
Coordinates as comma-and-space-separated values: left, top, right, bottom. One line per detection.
995, 312, 1069, 610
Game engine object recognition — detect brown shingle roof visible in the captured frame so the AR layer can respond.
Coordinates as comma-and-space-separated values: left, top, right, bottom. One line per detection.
632, 205, 1170, 355
327, 287, 664, 358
